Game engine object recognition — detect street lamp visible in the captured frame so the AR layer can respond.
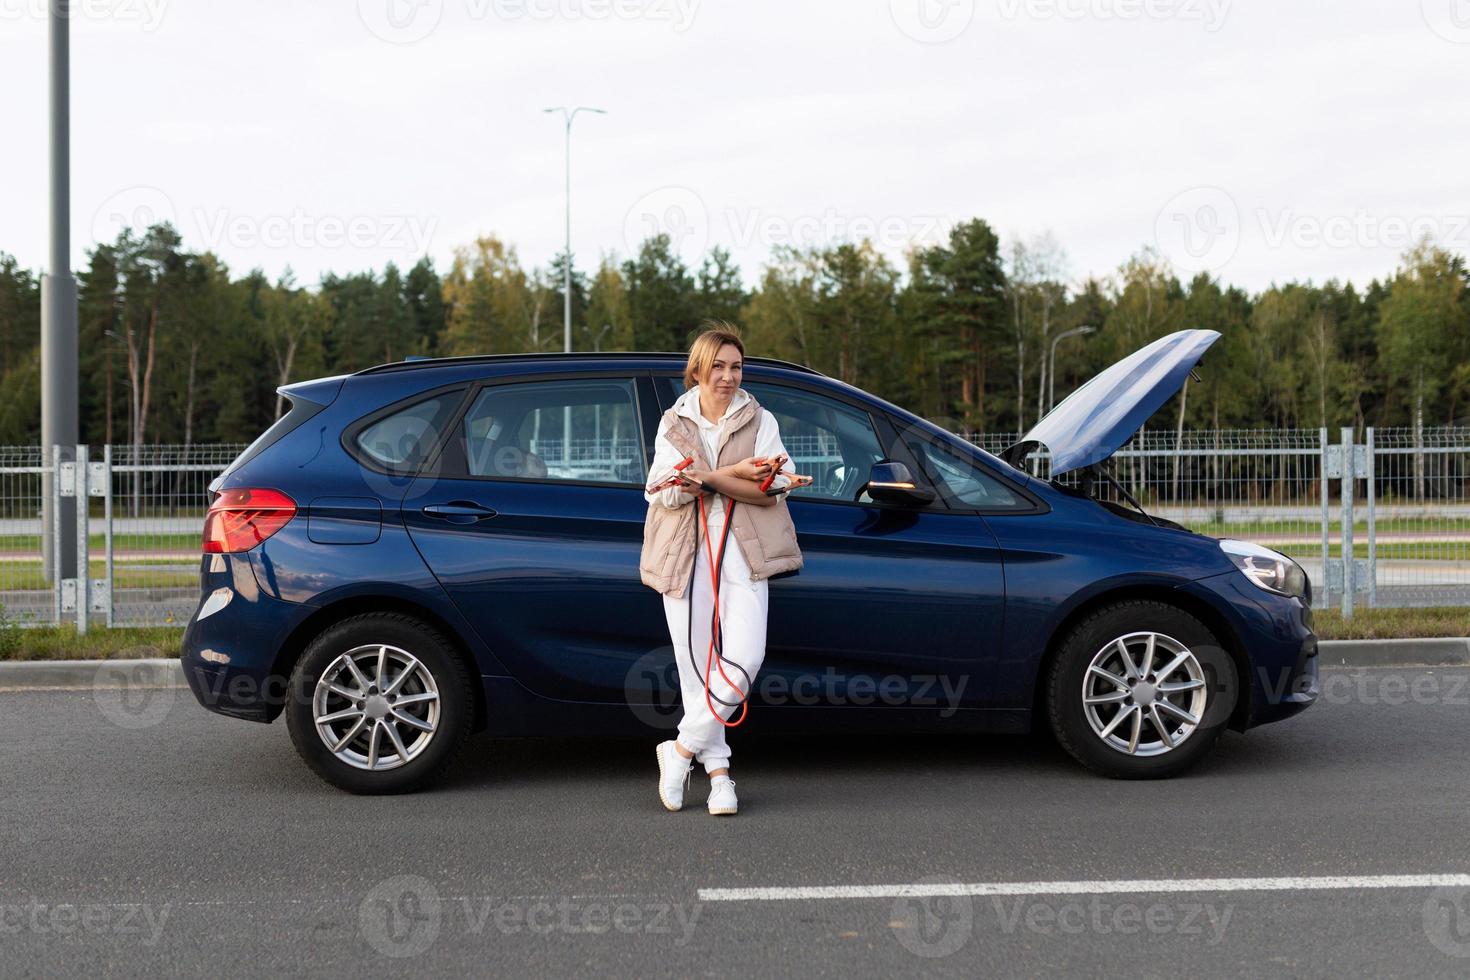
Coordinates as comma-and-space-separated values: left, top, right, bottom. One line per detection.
581, 322, 612, 353
544, 107, 605, 478
542, 106, 606, 354
1048, 325, 1095, 415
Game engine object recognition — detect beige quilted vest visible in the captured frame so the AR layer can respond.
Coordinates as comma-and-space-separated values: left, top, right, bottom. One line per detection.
639, 393, 803, 598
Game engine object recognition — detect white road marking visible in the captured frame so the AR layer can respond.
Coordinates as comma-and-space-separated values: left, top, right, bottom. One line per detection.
698, 874, 1470, 902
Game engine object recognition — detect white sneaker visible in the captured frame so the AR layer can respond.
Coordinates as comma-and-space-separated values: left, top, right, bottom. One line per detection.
656, 740, 694, 811
707, 776, 738, 815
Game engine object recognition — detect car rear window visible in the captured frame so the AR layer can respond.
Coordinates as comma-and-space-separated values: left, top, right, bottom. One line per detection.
352, 391, 462, 472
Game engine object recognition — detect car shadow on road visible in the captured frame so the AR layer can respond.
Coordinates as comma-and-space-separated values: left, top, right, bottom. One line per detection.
431, 721, 1317, 798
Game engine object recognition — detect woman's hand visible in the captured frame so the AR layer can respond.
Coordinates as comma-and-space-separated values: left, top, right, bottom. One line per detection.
728, 456, 774, 482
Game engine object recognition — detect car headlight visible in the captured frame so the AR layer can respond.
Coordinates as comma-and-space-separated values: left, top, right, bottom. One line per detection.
1218, 539, 1308, 600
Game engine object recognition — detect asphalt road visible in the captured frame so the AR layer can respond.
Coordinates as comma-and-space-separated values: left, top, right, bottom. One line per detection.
4, 666, 1470, 978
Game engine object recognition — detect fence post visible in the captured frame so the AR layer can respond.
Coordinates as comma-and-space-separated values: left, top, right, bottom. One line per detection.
1364, 427, 1376, 608
103, 443, 114, 628
75, 444, 88, 634
1340, 426, 1355, 619
51, 444, 62, 625
1319, 427, 1329, 609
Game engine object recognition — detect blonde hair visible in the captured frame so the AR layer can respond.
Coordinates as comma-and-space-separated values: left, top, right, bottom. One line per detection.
683, 321, 746, 390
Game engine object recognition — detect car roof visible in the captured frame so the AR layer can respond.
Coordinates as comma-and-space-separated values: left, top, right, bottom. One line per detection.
354, 352, 826, 378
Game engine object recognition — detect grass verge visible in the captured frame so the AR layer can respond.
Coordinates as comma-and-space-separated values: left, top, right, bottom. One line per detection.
1312, 606, 1470, 640
0, 625, 184, 661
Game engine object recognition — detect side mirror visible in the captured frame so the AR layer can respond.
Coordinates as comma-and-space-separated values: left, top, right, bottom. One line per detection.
860, 460, 936, 506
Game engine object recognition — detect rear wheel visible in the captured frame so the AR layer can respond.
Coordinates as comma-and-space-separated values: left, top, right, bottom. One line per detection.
1046, 600, 1238, 779
286, 613, 474, 794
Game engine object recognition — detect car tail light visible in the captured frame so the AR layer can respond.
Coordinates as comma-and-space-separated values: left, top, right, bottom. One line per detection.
203, 488, 297, 554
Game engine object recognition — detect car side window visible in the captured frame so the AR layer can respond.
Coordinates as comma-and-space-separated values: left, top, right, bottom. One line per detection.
355, 393, 459, 471
460, 378, 643, 484
903, 432, 1022, 510
673, 378, 885, 503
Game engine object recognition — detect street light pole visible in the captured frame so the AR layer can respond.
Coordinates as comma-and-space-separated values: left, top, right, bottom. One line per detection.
543, 107, 604, 477
543, 106, 605, 354
581, 322, 612, 353
1048, 325, 1095, 414
42, 0, 79, 586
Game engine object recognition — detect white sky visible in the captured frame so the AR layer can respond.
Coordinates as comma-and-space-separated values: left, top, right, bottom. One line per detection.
2, 0, 1468, 293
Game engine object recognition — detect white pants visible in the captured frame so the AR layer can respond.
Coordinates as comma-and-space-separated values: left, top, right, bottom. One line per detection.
662, 509, 768, 774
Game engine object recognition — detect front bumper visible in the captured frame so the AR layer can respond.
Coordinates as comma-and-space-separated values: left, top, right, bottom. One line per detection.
1183, 571, 1319, 728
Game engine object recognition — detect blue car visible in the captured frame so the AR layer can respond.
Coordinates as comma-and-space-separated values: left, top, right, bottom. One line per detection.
181, 329, 1318, 793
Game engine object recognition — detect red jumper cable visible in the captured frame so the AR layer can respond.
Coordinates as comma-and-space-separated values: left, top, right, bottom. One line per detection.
650, 454, 800, 728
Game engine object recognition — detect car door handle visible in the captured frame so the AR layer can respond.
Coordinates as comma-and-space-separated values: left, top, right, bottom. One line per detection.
421, 501, 498, 524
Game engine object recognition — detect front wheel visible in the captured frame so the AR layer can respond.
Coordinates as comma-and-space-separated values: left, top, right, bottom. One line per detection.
1046, 600, 1239, 779
286, 613, 474, 794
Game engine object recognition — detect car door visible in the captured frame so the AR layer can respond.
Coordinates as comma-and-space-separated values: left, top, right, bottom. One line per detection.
655, 372, 1012, 715
398, 371, 670, 702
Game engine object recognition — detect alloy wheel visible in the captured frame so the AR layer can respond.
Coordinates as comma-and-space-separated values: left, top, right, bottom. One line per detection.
1080, 631, 1208, 757
312, 643, 441, 771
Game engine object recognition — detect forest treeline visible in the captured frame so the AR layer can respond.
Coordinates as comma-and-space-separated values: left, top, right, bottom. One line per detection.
0, 218, 1466, 449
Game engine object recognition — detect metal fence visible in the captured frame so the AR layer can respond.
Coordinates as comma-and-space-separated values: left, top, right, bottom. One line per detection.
969, 426, 1470, 615
5, 427, 1467, 630
4, 443, 248, 632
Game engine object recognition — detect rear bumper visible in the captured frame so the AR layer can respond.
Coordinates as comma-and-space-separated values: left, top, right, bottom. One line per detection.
180, 554, 307, 723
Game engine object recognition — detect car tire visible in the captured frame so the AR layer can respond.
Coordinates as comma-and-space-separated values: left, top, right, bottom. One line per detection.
285, 612, 474, 794
1046, 600, 1238, 779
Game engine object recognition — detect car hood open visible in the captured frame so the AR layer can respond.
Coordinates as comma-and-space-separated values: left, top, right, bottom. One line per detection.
1007, 328, 1221, 476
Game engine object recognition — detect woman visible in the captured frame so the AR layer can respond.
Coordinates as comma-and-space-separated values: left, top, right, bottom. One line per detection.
639, 323, 804, 816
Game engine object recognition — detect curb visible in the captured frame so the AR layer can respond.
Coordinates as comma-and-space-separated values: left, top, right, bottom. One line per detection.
0, 640, 1468, 691
1317, 637, 1470, 668
0, 658, 186, 691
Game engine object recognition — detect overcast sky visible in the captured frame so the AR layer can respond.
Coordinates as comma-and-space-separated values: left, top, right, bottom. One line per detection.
2, 0, 1468, 293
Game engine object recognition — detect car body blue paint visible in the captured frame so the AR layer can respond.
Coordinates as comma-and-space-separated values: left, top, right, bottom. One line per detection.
181, 351, 1317, 740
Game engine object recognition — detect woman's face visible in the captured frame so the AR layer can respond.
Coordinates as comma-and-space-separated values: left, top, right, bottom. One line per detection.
702, 343, 743, 397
